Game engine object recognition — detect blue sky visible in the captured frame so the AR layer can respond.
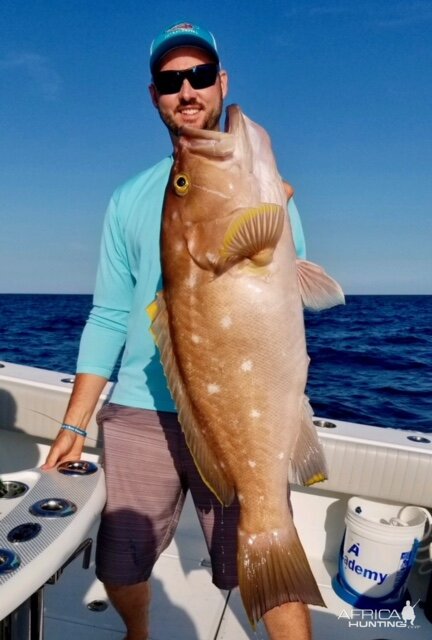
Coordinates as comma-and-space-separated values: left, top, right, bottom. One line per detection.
1, 0, 431, 294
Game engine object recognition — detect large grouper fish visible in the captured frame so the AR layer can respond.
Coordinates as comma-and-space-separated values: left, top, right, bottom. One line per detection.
148, 104, 345, 624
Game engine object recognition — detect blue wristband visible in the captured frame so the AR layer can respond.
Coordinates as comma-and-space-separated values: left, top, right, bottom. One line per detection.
61, 423, 87, 438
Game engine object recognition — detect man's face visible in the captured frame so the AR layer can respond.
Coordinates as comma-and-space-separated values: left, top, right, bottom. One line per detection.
149, 47, 228, 136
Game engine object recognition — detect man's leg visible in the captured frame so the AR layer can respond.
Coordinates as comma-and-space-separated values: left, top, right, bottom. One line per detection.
95, 405, 187, 639
263, 602, 312, 640
105, 582, 151, 640
185, 439, 314, 639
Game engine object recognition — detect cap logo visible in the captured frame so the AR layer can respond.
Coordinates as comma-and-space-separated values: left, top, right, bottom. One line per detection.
167, 23, 196, 34
150, 22, 219, 72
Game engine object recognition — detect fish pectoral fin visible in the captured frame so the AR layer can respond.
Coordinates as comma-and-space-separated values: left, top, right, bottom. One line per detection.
289, 396, 328, 486
146, 292, 235, 507
219, 204, 285, 266
238, 515, 325, 626
296, 259, 345, 310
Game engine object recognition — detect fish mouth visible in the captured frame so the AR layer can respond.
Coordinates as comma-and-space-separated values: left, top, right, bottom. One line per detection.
177, 104, 246, 159
178, 106, 241, 158
178, 104, 242, 139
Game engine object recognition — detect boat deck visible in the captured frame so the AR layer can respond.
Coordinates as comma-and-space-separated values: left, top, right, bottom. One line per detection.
41, 505, 431, 640
2, 429, 431, 640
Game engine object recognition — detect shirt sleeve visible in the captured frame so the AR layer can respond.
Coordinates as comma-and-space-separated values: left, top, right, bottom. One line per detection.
288, 197, 306, 259
76, 192, 134, 378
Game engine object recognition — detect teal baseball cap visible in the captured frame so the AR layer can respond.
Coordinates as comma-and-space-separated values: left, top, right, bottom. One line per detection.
150, 22, 219, 74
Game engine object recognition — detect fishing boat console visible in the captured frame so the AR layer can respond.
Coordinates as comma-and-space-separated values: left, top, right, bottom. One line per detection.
1, 361, 431, 639
0, 455, 105, 639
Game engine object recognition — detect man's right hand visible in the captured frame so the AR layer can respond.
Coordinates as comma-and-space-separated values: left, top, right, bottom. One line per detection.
41, 429, 85, 470
41, 372, 108, 470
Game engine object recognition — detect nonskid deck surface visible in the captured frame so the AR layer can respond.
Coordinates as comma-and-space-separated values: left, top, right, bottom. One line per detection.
40, 496, 430, 640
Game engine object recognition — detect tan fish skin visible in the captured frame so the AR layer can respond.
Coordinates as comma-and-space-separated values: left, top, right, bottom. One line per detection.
149, 104, 345, 625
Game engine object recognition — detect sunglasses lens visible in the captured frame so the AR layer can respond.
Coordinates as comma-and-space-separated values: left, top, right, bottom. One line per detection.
190, 64, 218, 90
153, 72, 182, 95
153, 64, 218, 95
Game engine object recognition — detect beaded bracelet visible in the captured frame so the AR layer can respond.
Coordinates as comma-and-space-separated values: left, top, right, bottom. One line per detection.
61, 423, 87, 438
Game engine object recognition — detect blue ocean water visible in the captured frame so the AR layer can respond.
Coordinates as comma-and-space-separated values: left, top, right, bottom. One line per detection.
0, 294, 430, 433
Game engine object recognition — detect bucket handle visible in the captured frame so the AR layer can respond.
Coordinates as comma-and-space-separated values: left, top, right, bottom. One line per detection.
398, 506, 432, 539
411, 507, 432, 575
419, 507, 432, 539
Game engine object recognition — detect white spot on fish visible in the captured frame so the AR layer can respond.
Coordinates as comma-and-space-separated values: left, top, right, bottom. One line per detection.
207, 383, 221, 395
247, 283, 263, 294
248, 460, 256, 468
248, 534, 257, 545
221, 315, 233, 329
191, 334, 202, 344
277, 451, 285, 460
258, 495, 265, 502
250, 409, 261, 418
184, 273, 197, 289
238, 493, 245, 503
272, 530, 279, 539
241, 360, 253, 372
205, 252, 217, 264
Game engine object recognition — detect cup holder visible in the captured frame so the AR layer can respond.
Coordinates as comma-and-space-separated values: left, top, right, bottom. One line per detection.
29, 498, 77, 518
313, 419, 337, 429
0, 481, 29, 499
7, 523, 42, 543
0, 548, 21, 574
57, 461, 98, 476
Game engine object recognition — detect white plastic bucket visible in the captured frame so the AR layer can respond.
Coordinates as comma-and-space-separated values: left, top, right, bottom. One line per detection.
339, 497, 431, 602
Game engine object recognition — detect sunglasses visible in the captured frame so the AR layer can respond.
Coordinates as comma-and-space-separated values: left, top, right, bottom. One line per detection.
152, 63, 219, 95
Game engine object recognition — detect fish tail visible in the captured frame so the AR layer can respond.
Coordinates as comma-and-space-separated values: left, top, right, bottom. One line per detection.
237, 518, 325, 626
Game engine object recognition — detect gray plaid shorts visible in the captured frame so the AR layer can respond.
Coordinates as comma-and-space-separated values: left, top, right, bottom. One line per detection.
95, 403, 239, 589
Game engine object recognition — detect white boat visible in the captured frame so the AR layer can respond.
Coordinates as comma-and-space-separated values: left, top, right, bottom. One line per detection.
1, 360, 431, 639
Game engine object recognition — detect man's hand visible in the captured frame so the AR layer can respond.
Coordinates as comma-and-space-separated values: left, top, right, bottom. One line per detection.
283, 180, 294, 202
41, 372, 108, 470
41, 429, 85, 470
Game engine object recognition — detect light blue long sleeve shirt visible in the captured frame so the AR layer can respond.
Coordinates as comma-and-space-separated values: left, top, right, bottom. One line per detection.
76, 156, 306, 412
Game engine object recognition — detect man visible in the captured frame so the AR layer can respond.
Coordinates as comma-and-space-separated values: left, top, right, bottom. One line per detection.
43, 22, 311, 640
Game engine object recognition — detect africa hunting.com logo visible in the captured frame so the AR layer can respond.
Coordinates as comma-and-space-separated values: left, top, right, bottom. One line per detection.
338, 599, 421, 630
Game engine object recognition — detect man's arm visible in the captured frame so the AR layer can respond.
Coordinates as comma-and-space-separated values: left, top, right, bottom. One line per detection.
42, 372, 108, 469
42, 191, 132, 469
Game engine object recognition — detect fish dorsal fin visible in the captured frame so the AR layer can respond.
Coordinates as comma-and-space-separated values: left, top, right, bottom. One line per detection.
296, 259, 345, 310
289, 396, 328, 486
220, 204, 285, 266
147, 293, 235, 507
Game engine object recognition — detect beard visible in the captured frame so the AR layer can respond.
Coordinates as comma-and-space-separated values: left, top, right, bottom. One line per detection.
156, 85, 224, 136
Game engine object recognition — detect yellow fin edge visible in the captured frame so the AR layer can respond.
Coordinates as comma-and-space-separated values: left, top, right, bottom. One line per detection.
219, 203, 284, 262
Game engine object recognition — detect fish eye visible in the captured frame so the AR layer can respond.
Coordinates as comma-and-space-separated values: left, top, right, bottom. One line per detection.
174, 173, 190, 196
